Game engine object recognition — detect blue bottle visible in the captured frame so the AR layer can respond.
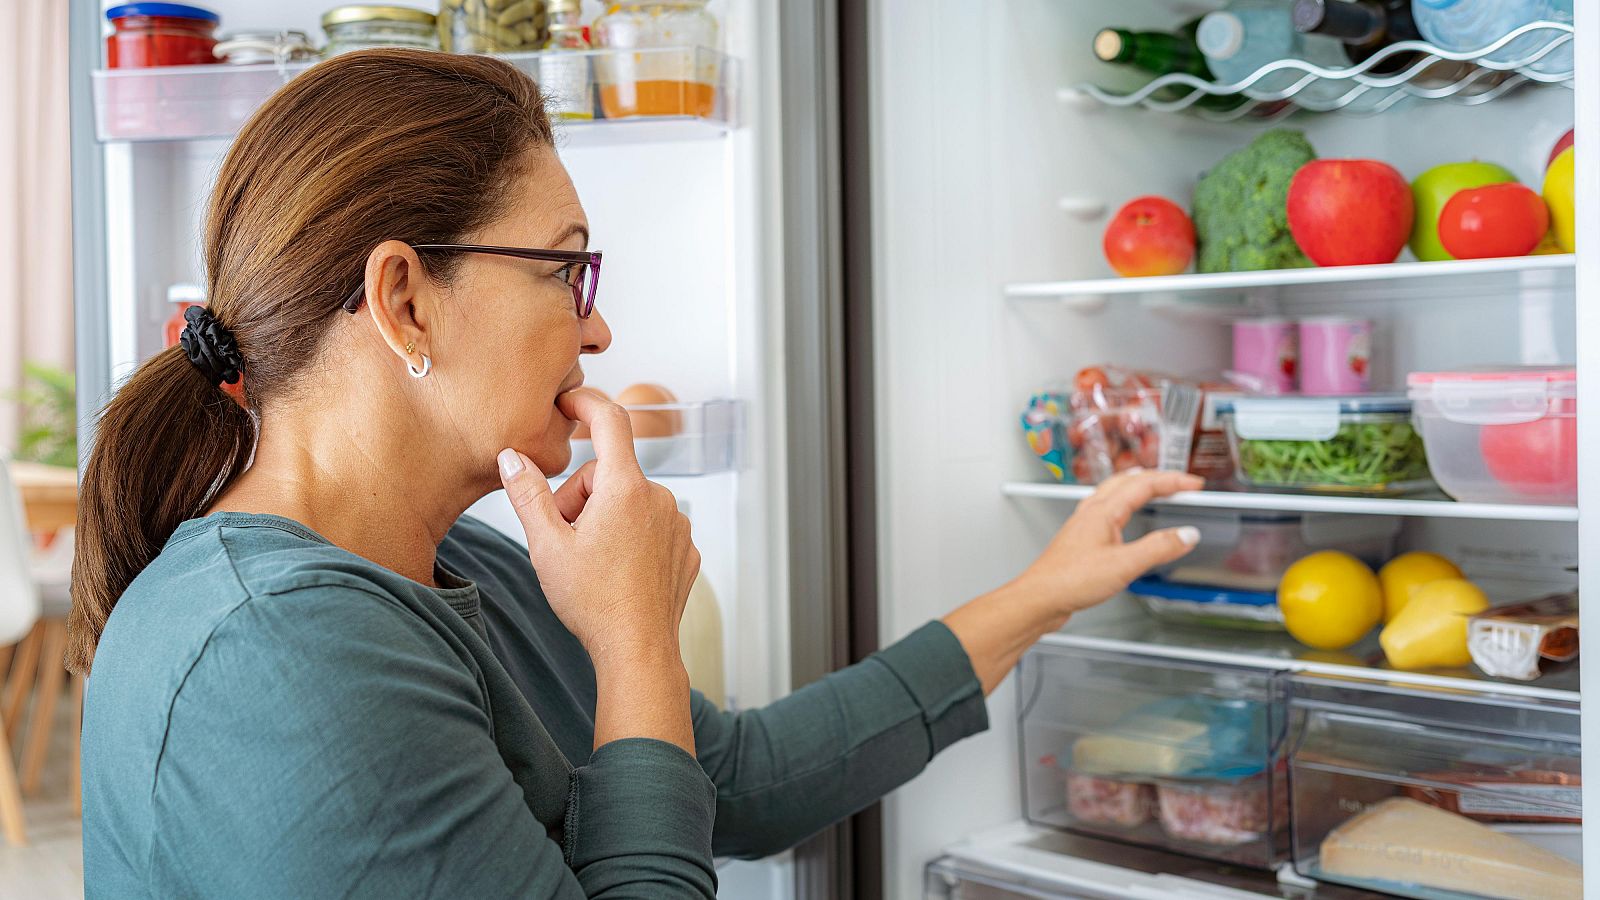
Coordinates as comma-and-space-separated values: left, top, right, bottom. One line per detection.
1412, 0, 1572, 75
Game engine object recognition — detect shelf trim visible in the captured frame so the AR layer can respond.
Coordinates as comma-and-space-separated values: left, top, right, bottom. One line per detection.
1001, 481, 1578, 522
1037, 630, 1579, 703
1003, 254, 1576, 301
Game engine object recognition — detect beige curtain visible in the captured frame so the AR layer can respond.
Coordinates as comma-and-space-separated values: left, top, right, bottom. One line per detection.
0, 0, 74, 453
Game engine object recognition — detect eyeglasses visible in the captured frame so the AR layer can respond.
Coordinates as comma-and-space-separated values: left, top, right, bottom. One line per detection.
341, 243, 603, 318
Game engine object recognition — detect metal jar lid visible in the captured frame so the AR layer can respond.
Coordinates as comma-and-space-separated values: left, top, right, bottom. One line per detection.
321, 5, 437, 29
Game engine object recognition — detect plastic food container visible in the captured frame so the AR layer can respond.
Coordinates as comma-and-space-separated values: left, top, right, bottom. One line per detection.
1140, 508, 1399, 592
1407, 367, 1576, 505
593, 2, 720, 118
1219, 394, 1432, 495
321, 5, 438, 56
105, 3, 221, 68
1130, 577, 1284, 630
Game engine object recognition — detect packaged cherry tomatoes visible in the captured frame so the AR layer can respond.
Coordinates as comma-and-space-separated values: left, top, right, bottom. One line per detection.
1023, 366, 1237, 486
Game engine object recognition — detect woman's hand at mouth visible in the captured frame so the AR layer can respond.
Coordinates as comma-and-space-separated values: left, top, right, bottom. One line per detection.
498, 388, 701, 753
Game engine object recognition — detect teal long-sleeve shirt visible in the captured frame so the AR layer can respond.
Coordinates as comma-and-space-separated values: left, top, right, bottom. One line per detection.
82, 512, 988, 898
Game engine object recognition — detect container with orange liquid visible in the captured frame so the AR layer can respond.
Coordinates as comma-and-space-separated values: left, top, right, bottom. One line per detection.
593, 2, 720, 119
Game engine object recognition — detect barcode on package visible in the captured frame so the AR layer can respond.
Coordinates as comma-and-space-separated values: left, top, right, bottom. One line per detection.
1456, 784, 1582, 817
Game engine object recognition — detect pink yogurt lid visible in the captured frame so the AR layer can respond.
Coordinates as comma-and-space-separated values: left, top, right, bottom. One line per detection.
1407, 366, 1575, 386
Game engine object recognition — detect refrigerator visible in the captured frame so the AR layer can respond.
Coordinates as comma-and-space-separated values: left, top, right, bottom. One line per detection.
65, 1, 1597, 899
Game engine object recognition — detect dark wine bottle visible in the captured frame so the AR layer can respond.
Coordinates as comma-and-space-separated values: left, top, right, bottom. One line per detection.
1291, 0, 1423, 75
1092, 20, 1244, 111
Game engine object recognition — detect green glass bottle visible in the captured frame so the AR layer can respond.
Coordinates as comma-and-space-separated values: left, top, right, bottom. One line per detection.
1093, 19, 1244, 111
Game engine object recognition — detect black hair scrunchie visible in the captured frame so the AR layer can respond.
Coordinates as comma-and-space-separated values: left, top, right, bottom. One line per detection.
179, 305, 244, 387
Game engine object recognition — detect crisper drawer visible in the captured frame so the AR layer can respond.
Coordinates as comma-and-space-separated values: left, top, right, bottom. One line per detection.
924, 856, 1076, 900
1287, 674, 1582, 900
1017, 645, 1289, 869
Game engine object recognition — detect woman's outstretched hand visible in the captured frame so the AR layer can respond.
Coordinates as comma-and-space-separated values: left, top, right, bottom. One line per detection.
498, 388, 700, 753
943, 469, 1204, 693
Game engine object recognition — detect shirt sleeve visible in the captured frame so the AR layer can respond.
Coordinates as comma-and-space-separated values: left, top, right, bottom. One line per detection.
694, 620, 988, 859
148, 586, 716, 899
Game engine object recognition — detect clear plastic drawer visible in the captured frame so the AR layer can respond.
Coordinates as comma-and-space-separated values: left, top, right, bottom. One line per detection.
1288, 674, 1582, 900
1017, 645, 1289, 869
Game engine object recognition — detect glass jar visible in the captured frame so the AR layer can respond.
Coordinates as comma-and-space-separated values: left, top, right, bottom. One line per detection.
321, 5, 439, 56
438, 0, 548, 54
593, 1, 719, 118
214, 30, 318, 65
538, 0, 593, 119
105, 3, 221, 68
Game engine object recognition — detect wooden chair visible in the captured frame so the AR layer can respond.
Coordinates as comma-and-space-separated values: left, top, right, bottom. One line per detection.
0, 460, 46, 846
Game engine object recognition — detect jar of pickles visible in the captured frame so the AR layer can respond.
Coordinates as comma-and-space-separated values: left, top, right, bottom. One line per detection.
592, 1, 719, 118
321, 5, 439, 56
438, 0, 548, 54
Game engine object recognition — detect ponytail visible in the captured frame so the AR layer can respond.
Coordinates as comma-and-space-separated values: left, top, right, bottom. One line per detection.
67, 348, 253, 673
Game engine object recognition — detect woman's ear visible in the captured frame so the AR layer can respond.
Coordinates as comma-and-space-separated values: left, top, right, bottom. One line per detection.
363, 240, 433, 371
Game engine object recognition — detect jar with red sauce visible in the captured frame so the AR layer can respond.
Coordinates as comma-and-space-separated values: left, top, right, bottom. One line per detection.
106, 3, 222, 69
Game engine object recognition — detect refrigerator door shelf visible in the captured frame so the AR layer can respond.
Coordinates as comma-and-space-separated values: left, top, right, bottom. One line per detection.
91, 47, 736, 144
563, 399, 744, 478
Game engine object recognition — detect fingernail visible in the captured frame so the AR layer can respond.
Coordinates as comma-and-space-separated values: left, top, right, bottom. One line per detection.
498, 448, 524, 480
1176, 526, 1201, 546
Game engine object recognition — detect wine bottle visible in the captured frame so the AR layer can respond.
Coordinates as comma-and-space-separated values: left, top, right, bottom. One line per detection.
1291, 0, 1423, 74
1093, 20, 1244, 111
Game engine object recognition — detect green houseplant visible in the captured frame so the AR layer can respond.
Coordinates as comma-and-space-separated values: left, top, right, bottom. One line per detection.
8, 361, 76, 469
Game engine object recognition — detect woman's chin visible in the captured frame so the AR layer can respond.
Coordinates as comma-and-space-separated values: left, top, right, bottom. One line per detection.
531, 441, 574, 477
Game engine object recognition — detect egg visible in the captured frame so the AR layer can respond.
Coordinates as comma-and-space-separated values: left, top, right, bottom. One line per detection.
570, 388, 609, 440
616, 383, 682, 438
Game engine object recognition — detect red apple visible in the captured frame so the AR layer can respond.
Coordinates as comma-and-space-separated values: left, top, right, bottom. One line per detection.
1438, 183, 1549, 259
1287, 159, 1414, 266
1548, 128, 1574, 169
1103, 196, 1195, 277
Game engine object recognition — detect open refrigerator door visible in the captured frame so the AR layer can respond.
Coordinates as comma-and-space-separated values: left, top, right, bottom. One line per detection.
866, 1, 1593, 898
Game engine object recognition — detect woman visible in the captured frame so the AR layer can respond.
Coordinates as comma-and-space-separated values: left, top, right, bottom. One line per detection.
70, 50, 1201, 898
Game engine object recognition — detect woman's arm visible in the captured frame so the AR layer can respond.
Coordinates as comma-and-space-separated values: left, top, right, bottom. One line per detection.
694, 469, 1202, 858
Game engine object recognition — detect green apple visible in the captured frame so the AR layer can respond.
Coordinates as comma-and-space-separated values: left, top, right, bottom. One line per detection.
1410, 161, 1517, 261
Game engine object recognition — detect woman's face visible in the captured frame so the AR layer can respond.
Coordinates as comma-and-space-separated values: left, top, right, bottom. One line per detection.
431, 147, 611, 477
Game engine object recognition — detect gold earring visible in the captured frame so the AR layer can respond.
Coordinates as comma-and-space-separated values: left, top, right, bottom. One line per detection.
404, 341, 416, 355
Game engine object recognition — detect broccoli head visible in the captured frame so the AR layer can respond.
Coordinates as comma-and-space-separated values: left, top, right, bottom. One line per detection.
1192, 129, 1317, 274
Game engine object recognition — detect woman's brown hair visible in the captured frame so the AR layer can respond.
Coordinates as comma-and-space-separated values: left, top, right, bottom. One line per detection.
67, 49, 554, 673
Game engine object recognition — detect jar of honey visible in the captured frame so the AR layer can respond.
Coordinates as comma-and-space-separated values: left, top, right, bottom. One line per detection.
592, 2, 719, 119
105, 3, 221, 68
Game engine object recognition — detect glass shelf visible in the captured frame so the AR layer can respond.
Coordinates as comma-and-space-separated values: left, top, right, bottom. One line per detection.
91, 47, 735, 144
1066, 21, 1573, 121
1042, 603, 1579, 704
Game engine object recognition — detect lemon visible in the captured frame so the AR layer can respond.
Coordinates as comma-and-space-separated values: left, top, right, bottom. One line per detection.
1378, 552, 1464, 623
1380, 578, 1489, 671
1278, 551, 1383, 650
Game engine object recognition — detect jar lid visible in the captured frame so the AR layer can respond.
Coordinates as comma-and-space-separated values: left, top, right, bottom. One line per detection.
106, 3, 220, 23
547, 0, 583, 12
1217, 393, 1411, 441
1407, 366, 1575, 386
321, 5, 437, 28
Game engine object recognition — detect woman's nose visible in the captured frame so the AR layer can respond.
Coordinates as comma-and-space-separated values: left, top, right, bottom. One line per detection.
581, 307, 612, 354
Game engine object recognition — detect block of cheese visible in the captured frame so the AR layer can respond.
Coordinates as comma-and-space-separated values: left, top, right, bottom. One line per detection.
1071, 715, 1210, 777
1319, 798, 1581, 900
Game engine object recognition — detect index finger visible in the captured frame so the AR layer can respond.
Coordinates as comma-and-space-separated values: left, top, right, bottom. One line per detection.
1087, 470, 1204, 528
559, 388, 643, 479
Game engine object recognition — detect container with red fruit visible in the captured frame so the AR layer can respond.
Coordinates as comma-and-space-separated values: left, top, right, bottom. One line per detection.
1407, 367, 1576, 505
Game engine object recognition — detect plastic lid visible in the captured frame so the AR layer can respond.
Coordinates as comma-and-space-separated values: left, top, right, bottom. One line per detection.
321, 5, 436, 28
1129, 576, 1277, 608
106, 3, 220, 23
1218, 393, 1411, 442
1408, 366, 1575, 385
1196, 13, 1244, 60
